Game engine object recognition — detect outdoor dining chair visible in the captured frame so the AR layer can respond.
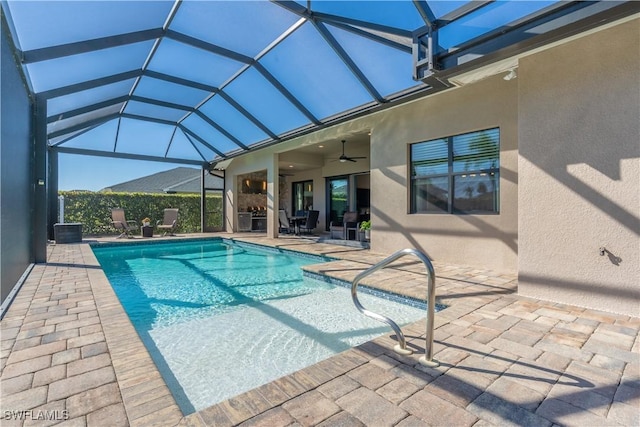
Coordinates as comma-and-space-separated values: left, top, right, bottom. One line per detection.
278, 209, 294, 234
329, 211, 359, 240
299, 210, 320, 235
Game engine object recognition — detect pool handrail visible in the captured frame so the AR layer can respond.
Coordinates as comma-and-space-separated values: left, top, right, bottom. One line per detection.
351, 248, 440, 367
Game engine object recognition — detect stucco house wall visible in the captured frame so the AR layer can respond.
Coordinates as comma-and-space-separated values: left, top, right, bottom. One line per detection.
517, 18, 640, 317
369, 75, 519, 272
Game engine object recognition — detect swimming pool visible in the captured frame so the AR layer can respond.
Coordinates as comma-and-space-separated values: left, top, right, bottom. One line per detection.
92, 239, 427, 414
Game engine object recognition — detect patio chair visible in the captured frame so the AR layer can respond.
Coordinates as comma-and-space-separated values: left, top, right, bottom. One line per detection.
299, 210, 320, 235
329, 211, 359, 240
111, 208, 138, 239
279, 209, 294, 234
157, 208, 179, 236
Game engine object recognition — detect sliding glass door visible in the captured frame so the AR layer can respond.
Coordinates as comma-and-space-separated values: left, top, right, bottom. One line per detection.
326, 176, 348, 229
292, 180, 313, 214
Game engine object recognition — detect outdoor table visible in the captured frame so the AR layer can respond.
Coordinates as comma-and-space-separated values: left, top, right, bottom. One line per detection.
142, 225, 153, 238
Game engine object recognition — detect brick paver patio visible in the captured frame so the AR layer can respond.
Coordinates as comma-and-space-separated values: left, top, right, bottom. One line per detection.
1, 234, 638, 426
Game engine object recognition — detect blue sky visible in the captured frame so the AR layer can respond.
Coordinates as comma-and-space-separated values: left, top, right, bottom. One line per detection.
58, 154, 191, 191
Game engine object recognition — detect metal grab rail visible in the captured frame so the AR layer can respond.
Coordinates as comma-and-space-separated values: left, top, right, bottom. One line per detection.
351, 248, 440, 367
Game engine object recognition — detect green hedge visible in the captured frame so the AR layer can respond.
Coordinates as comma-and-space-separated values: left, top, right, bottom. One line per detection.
59, 191, 222, 236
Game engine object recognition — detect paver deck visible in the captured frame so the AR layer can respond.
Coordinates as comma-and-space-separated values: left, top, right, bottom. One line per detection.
1, 233, 638, 426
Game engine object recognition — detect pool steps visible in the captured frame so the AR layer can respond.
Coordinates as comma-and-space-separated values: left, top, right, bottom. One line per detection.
351, 248, 440, 368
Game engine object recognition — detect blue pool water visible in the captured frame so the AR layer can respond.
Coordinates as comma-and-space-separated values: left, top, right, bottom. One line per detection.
92, 239, 427, 414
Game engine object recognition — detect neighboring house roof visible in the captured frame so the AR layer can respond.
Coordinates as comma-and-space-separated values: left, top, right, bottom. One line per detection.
101, 167, 223, 194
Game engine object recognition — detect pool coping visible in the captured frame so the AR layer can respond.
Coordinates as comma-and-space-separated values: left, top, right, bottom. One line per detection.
81, 244, 184, 425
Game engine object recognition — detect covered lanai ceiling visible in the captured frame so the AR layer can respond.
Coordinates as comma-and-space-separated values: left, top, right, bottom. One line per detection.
2, 1, 636, 167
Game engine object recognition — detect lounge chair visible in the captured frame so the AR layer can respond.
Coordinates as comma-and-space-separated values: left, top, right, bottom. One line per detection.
329, 211, 359, 240
299, 210, 320, 235
157, 208, 179, 236
111, 208, 138, 238
278, 209, 294, 234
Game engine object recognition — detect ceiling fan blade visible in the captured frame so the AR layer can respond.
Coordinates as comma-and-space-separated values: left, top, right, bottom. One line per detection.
329, 140, 366, 163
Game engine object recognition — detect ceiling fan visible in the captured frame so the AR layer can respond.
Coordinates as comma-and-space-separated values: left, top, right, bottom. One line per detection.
333, 139, 367, 163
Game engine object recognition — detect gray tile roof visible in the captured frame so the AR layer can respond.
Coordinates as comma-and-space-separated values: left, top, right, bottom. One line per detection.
101, 167, 223, 194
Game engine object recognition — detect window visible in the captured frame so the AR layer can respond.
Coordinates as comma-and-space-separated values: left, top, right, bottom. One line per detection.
410, 128, 499, 214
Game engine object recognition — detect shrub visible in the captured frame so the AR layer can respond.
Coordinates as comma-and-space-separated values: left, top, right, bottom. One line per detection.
59, 191, 222, 236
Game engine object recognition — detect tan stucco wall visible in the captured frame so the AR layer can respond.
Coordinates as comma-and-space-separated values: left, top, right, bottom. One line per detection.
369, 76, 519, 272
517, 19, 640, 317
